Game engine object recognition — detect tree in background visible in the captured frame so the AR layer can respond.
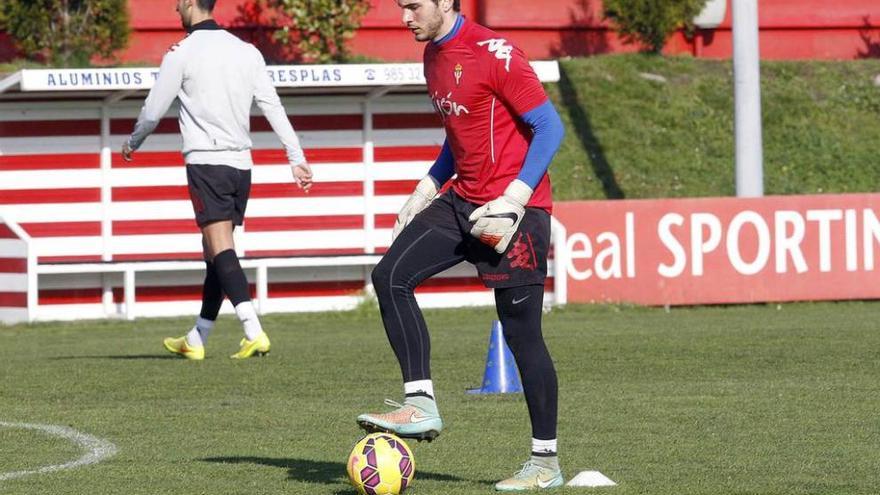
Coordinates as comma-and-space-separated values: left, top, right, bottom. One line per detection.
0, 0, 129, 67
604, 0, 707, 54
265, 0, 370, 63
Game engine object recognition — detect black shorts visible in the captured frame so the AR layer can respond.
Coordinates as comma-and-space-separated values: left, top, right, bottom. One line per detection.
414, 189, 550, 288
185, 164, 251, 227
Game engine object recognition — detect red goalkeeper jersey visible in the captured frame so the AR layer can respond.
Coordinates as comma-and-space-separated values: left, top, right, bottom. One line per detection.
424, 17, 553, 212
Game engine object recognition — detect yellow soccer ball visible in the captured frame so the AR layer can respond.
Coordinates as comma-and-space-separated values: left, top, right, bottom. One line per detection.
346, 433, 415, 495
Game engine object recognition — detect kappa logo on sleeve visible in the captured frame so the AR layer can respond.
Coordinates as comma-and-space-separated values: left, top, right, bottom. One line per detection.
476, 38, 513, 72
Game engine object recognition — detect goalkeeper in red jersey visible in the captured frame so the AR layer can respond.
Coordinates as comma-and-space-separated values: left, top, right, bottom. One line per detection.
356, 0, 566, 490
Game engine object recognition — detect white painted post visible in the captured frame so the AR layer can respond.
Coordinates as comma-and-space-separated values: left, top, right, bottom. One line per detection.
100, 103, 115, 316
362, 97, 376, 255
25, 230, 38, 323
362, 86, 394, 257
256, 264, 268, 314
101, 276, 115, 317
99, 104, 113, 260
123, 269, 135, 320
732, 0, 764, 197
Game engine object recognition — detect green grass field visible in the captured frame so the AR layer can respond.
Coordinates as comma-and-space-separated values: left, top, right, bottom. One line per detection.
1, 302, 879, 494
546, 55, 880, 200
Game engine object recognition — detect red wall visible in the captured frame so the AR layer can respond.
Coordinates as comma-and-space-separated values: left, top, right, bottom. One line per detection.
3, 0, 880, 63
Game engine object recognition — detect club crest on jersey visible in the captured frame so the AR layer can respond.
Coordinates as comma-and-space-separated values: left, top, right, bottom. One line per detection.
454, 63, 463, 86
476, 38, 513, 72
431, 91, 469, 119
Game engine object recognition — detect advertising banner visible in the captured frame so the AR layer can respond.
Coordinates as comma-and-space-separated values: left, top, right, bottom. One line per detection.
555, 194, 880, 305
17, 61, 559, 92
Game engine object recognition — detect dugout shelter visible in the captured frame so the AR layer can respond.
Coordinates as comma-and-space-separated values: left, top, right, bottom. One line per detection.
0, 62, 568, 324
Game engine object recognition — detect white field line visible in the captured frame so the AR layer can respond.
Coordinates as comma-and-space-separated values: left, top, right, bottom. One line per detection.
0, 422, 118, 481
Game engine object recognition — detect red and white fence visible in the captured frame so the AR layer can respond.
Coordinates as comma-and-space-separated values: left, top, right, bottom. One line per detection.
0, 96, 442, 261
0, 219, 34, 323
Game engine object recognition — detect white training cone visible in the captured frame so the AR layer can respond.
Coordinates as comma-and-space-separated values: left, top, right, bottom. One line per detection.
566, 470, 617, 487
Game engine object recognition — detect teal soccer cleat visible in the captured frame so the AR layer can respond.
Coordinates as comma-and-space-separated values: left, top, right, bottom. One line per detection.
495, 459, 564, 491
356, 396, 443, 442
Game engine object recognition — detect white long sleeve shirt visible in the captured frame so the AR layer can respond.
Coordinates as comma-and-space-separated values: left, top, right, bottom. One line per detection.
128, 21, 305, 170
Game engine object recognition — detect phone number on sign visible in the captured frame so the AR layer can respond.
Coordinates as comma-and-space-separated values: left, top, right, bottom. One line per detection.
364, 66, 424, 84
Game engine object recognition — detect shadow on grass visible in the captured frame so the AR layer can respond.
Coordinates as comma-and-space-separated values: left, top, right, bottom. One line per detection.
557, 64, 625, 199
49, 354, 179, 360
202, 456, 491, 487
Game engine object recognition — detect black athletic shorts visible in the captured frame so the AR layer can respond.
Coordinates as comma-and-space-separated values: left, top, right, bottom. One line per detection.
414, 189, 551, 288
185, 164, 251, 227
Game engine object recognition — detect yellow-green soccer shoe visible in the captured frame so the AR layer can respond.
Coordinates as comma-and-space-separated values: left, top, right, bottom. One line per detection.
230, 332, 270, 359
163, 336, 205, 360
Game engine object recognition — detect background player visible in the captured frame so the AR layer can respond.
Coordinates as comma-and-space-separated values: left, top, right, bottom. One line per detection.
122, 0, 312, 360
357, 0, 566, 490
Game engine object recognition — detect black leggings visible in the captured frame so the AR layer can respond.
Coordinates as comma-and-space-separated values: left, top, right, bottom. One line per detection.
495, 284, 558, 440
371, 220, 558, 440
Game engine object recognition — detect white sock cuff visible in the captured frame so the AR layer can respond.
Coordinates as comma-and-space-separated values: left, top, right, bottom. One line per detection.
404, 380, 435, 398
234, 301, 257, 318
195, 317, 215, 331
531, 438, 558, 455
185, 328, 204, 347
234, 301, 263, 341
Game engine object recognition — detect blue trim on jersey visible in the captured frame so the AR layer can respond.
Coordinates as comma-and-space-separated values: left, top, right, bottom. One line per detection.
428, 140, 455, 185
434, 15, 464, 46
518, 100, 565, 189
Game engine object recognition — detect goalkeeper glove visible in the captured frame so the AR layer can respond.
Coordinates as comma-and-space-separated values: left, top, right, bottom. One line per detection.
392, 176, 439, 241
468, 179, 533, 254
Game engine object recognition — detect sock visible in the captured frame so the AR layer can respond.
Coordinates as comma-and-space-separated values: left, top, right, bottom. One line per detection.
185, 316, 214, 347
404, 379, 435, 399
532, 437, 557, 456
531, 438, 558, 468
196, 316, 215, 341
530, 454, 560, 471
212, 249, 251, 306
199, 260, 223, 320
185, 327, 203, 347
234, 301, 263, 341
